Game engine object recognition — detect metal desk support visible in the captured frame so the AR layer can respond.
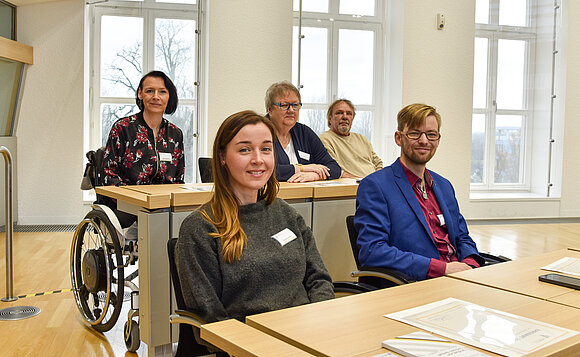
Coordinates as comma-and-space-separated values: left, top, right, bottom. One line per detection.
1, 146, 16, 302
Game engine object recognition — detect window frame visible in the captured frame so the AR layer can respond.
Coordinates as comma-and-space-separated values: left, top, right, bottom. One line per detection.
292, 0, 384, 142
471, 0, 538, 192
86, 0, 202, 186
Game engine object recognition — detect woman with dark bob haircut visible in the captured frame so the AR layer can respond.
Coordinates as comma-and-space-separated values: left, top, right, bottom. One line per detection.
101, 70, 185, 228
175, 110, 333, 349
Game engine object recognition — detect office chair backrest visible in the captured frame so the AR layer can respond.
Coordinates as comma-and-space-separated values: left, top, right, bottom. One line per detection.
167, 238, 209, 356
198, 157, 213, 183
345, 215, 362, 270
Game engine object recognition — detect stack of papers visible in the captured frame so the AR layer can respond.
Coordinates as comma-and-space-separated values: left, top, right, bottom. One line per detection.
385, 298, 578, 356
382, 331, 487, 356
541, 257, 580, 277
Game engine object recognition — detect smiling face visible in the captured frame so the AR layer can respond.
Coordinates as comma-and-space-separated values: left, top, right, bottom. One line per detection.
137, 76, 169, 115
395, 114, 440, 169
222, 122, 275, 205
329, 101, 355, 136
267, 91, 300, 134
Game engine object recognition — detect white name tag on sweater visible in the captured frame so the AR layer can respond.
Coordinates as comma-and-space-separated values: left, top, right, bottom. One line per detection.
159, 152, 172, 161
437, 214, 445, 226
272, 228, 297, 246
298, 150, 310, 161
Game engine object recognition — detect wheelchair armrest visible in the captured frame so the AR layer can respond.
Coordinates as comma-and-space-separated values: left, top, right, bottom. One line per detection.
169, 309, 206, 328
351, 267, 415, 285
333, 280, 377, 294
480, 252, 511, 265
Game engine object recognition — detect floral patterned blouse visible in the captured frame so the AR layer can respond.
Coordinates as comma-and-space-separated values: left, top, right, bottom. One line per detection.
103, 112, 185, 186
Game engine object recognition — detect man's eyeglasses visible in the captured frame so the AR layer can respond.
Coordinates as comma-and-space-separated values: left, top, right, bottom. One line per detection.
400, 131, 441, 141
273, 102, 303, 111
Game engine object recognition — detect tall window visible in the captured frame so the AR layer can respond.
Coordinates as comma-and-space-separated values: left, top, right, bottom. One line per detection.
292, 0, 383, 140
471, 0, 560, 194
87, 0, 201, 183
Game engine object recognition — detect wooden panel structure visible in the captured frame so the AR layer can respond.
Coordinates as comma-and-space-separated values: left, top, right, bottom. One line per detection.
0, 37, 33, 64
201, 319, 314, 356
1, 220, 579, 355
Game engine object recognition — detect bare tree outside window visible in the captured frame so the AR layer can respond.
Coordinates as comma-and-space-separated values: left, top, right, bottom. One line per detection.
98, 15, 197, 182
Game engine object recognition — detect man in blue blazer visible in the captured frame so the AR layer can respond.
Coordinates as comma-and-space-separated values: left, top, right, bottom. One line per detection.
354, 103, 484, 282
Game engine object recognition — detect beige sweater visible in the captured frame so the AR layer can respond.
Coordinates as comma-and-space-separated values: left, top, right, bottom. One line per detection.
319, 130, 382, 178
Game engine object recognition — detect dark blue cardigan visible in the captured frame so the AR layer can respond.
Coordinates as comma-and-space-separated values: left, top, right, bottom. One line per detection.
274, 122, 341, 181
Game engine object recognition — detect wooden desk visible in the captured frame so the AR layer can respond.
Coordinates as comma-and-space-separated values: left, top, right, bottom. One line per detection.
309, 179, 359, 282
201, 319, 314, 356
449, 248, 580, 308
245, 277, 580, 357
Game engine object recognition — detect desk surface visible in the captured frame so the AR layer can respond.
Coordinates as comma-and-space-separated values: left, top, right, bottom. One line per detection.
450, 248, 580, 308
95, 185, 171, 209
246, 277, 580, 357
200, 319, 314, 357
95, 180, 359, 210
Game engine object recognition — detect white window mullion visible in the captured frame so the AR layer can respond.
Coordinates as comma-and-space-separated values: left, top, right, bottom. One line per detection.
329, 22, 338, 102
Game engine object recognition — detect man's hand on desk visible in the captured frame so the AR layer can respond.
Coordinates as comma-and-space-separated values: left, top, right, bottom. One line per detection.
445, 261, 473, 275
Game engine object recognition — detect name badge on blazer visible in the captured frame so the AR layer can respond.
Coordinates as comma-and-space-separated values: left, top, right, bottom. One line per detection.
272, 228, 297, 246
159, 152, 173, 162
298, 150, 310, 161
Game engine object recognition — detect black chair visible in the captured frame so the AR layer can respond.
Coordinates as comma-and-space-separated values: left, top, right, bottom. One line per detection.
198, 157, 213, 183
345, 215, 414, 289
345, 215, 511, 289
167, 238, 212, 357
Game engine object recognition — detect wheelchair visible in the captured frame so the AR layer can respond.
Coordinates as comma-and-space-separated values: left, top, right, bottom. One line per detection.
70, 148, 141, 352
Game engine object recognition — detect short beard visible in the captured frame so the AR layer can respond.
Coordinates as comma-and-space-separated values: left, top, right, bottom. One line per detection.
337, 125, 350, 135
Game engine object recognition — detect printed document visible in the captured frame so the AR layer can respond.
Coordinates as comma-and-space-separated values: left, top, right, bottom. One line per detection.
385, 298, 578, 356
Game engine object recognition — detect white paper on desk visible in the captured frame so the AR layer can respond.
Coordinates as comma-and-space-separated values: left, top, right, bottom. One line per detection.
306, 179, 358, 186
541, 257, 580, 277
382, 331, 487, 357
385, 298, 578, 357
180, 184, 214, 192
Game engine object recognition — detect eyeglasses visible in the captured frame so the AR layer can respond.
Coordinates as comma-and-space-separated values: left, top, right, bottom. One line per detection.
400, 130, 441, 141
273, 102, 302, 111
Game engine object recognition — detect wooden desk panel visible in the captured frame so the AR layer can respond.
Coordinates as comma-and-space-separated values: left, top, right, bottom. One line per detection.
278, 182, 313, 200
309, 178, 358, 199
95, 186, 170, 209
550, 290, 580, 309
246, 277, 580, 357
201, 319, 314, 357
450, 248, 580, 303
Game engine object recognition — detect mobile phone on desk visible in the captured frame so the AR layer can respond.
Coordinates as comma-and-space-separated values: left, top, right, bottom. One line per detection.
539, 273, 580, 290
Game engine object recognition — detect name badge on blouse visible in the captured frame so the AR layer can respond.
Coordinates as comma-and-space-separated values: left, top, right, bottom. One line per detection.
297, 150, 310, 161
437, 214, 446, 226
272, 228, 297, 246
159, 152, 173, 162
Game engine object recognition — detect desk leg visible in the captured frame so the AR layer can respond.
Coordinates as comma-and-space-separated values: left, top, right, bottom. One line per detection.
138, 209, 173, 357
312, 198, 357, 282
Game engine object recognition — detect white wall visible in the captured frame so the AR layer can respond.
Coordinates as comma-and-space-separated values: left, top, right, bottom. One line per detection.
16, 0, 85, 224
11, 0, 580, 224
399, 0, 476, 216
205, 0, 293, 149
559, 0, 580, 217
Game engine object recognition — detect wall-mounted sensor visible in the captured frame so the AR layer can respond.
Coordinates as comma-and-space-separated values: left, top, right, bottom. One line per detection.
437, 13, 445, 30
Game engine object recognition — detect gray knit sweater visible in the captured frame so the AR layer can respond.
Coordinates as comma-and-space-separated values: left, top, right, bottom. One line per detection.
175, 198, 335, 324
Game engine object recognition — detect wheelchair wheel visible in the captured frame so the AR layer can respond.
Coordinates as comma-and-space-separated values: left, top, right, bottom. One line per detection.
124, 320, 140, 352
70, 209, 124, 332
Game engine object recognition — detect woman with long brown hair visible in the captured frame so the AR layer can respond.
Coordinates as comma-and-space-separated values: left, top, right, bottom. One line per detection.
175, 110, 334, 327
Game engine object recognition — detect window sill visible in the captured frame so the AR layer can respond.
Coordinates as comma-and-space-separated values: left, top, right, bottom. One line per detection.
469, 191, 558, 201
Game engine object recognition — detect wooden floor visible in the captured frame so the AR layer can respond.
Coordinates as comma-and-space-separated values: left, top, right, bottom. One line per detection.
0, 222, 579, 356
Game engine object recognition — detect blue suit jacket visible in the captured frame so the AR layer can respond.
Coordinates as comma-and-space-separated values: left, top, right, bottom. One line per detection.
354, 158, 483, 281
